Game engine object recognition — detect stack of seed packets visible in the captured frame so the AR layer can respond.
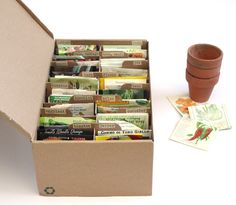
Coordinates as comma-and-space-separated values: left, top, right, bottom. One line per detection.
37, 40, 152, 141
168, 96, 231, 151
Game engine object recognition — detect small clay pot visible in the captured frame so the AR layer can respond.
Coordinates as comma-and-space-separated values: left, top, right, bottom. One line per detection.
186, 70, 220, 102
188, 44, 223, 69
187, 62, 220, 78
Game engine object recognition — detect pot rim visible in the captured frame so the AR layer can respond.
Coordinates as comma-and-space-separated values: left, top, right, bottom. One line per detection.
186, 70, 220, 88
188, 43, 223, 62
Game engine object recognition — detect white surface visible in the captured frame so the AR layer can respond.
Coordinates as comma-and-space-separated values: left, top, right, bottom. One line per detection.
0, 0, 235, 204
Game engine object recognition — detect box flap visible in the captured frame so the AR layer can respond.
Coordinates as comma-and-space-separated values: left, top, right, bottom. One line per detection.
0, 0, 55, 141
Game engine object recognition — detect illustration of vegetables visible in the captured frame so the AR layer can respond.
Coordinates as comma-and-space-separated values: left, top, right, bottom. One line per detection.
188, 127, 204, 141
187, 122, 214, 144
196, 104, 222, 121
175, 97, 197, 114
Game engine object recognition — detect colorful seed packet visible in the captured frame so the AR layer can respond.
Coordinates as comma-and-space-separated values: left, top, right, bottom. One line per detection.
99, 89, 147, 99
58, 44, 98, 55
168, 96, 198, 116
188, 104, 231, 130
50, 76, 98, 91
96, 113, 149, 130
95, 134, 150, 141
99, 76, 147, 90
40, 116, 96, 126
169, 117, 217, 151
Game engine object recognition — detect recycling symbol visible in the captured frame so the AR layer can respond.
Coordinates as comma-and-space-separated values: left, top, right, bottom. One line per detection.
44, 187, 55, 195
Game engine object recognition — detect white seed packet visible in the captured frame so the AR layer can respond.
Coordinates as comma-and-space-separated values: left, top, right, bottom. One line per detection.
168, 96, 198, 117
188, 104, 232, 130
169, 117, 217, 151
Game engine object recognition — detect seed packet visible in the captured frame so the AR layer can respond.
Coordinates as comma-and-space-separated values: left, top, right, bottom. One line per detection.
102, 67, 148, 77
50, 76, 98, 91
48, 94, 73, 103
96, 99, 151, 108
45, 103, 95, 116
99, 89, 147, 99
95, 134, 150, 141
51, 88, 96, 96
101, 58, 146, 68
101, 50, 147, 58
99, 76, 147, 90
97, 129, 152, 138
40, 116, 96, 126
97, 106, 150, 113
57, 44, 98, 55
97, 120, 142, 131
188, 104, 231, 130
37, 125, 94, 141
96, 113, 149, 129
169, 117, 217, 151
168, 96, 198, 116
50, 60, 99, 76
53, 55, 85, 61
102, 45, 142, 51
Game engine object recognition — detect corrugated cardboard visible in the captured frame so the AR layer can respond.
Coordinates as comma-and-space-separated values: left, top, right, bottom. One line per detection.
0, 0, 154, 196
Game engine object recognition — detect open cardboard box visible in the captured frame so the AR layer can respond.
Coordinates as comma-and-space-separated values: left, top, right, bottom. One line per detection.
0, 0, 154, 196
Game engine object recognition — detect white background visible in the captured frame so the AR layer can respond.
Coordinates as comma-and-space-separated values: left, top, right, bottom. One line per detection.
0, 0, 235, 204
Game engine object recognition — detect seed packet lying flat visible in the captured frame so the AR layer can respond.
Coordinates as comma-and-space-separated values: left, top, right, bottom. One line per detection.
169, 117, 217, 151
168, 96, 198, 116
40, 116, 96, 126
188, 104, 231, 130
97, 113, 149, 129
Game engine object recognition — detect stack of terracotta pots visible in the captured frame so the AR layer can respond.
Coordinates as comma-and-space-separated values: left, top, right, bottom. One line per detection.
186, 44, 223, 102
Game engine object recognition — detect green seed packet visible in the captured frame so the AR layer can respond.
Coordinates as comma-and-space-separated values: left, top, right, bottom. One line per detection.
100, 89, 147, 99
40, 116, 96, 126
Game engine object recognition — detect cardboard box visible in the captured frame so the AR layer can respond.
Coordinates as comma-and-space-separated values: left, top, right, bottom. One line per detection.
0, 0, 154, 196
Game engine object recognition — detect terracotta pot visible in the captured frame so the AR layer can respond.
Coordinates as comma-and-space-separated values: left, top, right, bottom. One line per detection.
188, 44, 223, 69
187, 62, 220, 78
186, 70, 220, 102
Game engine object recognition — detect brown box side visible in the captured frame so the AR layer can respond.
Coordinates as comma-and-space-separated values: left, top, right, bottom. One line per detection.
32, 140, 153, 196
